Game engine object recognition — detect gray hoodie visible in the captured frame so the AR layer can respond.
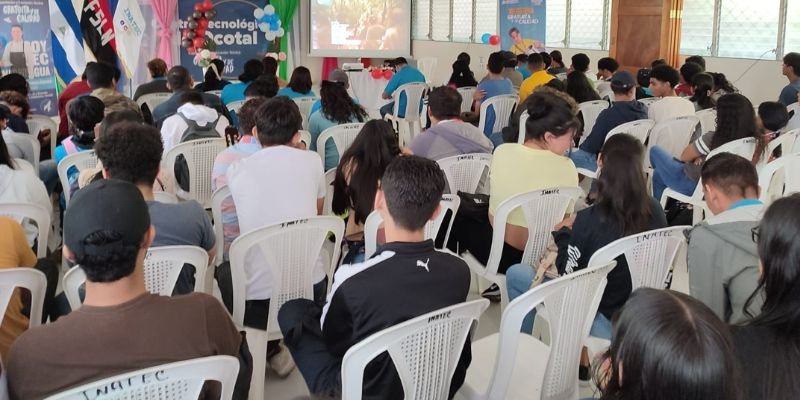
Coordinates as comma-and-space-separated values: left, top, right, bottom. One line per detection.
408, 120, 494, 161
687, 204, 765, 324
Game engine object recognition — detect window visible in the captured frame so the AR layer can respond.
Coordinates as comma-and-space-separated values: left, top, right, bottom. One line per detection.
430, 0, 452, 41
545, 0, 567, 48
680, 0, 793, 60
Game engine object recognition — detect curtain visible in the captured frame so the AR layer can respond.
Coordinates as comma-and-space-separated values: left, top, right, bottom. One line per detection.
150, 0, 177, 66
271, 0, 298, 80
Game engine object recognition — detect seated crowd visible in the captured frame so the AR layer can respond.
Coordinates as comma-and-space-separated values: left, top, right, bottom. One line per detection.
0, 48, 798, 400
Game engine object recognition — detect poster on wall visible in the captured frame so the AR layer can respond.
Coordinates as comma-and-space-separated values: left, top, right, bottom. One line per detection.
499, 0, 546, 56
0, 0, 57, 115
178, 0, 273, 81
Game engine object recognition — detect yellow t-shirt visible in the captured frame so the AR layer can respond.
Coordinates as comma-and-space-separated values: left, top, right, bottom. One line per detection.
489, 144, 579, 227
0, 217, 37, 360
509, 39, 540, 55
519, 70, 555, 103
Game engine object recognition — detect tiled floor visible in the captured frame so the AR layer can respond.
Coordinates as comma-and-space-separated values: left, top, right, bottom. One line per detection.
258, 255, 691, 399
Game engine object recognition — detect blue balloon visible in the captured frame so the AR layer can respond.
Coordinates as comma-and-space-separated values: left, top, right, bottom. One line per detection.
481, 33, 491, 44
270, 21, 278, 30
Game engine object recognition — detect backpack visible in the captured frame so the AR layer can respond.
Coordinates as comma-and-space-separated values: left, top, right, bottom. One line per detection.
174, 112, 221, 192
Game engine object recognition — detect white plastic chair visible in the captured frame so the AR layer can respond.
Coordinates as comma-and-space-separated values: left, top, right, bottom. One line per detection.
759, 152, 800, 204
63, 246, 211, 310
162, 138, 227, 207
228, 216, 344, 400
575, 119, 655, 180
416, 57, 438, 84
767, 128, 799, 156
473, 187, 583, 310
695, 108, 717, 134
225, 100, 246, 116
457, 87, 477, 113
787, 102, 800, 129
57, 150, 98, 205
458, 261, 616, 400
210, 185, 233, 266
316, 123, 365, 168
153, 191, 179, 204
136, 92, 172, 112
437, 153, 492, 195
26, 115, 57, 159
298, 130, 312, 149
342, 299, 489, 400
385, 82, 428, 146
517, 111, 529, 144
646, 115, 700, 163
323, 168, 337, 215
44, 355, 240, 400
4, 132, 40, 174
207, 90, 223, 97
363, 195, 461, 258
660, 137, 759, 224
0, 268, 47, 330
0, 203, 51, 258
293, 97, 319, 130
478, 95, 518, 136
578, 100, 610, 141
638, 97, 660, 108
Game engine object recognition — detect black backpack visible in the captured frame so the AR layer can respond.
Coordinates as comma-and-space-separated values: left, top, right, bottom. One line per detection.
174, 112, 221, 192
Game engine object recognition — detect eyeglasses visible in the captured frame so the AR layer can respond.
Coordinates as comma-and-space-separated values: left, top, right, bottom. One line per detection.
751, 226, 760, 243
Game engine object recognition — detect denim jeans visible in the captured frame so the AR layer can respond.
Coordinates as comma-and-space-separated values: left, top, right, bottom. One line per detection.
568, 148, 598, 172
650, 146, 698, 200
379, 102, 395, 118
38, 159, 59, 195
506, 263, 613, 339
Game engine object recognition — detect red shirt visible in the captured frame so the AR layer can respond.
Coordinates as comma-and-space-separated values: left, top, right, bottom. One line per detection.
57, 80, 92, 138
675, 83, 694, 97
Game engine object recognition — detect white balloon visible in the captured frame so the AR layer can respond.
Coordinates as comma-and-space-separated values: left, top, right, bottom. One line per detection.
264, 4, 275, 14
253, 8, 264, 19
276, 19, 282, 26
265, 31, 276, 41
259, 22, 269, 32
277, 28, 285, 37
200, 49, 211, 58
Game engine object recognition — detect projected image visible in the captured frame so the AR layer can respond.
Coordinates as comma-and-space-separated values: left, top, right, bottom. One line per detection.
312, 0, 408, 52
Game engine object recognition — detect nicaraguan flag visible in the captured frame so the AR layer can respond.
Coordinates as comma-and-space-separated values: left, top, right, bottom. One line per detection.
50, 0, 86, 88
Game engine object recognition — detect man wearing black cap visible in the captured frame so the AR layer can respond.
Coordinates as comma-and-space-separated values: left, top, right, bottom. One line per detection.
568, 70, 648, 172
6, 179, 243, 400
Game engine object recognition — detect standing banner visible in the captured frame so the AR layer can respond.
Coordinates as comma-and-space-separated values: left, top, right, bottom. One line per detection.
500, 0, 546, 55
113, 0, 145, 78
178, 0, 271, 81
0, 0, 58, 115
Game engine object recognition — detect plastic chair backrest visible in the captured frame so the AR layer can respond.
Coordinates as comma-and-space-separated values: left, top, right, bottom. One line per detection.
518, 111, 529, 144
162, 138, 227, 206
210, 185, 232, 265
226, 100, 246, 115
293, 97, 320, 130
437, 153, 492, 195
136, 92, 171, 110
759, 152, 800, 204
478, 95, 518, 135
63, 246, 209, 310
341, 299, 489, 400
153, 191, 180, 204
457, 87, 477, 113
44, 355, 240, 400
767, 128, 799, 156
228, 216, 344, 337
787, 102, 800, 129
695, 108, 717, 134
298, 130, 312, 148
207, 90, 222, 97
316, 123, 365, 166
605, 119, 655, 145
578, 100, 611, 136
647, 115, 700, 159
364, 195, 461, 258
0, 268, 47, 330
482, 261, 616, 400
638, 97, 660, 107
392, 83, 428, 122
323, 169, 336, 215
25, 115, 58, 159
57, 150, 98, 205
588, 226, 689, 290
0, 202, 51, 258
5, 132, 40, 174
416, 57, 438, 84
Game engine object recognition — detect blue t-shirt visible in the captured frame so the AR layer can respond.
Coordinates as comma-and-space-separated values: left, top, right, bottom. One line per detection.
308, 110, 365, 171
383, 66, 426, 118
517, 66, 532, 80
277, 87, 317, 99
476, 78, 514, 136
778, 79, 800, 106
221, 82, 249, 105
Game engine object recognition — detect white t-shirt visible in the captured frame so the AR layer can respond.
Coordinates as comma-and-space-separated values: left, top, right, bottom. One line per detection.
0, 164, 51, 245
226, 145, 327, 300
647, 96, 696, 122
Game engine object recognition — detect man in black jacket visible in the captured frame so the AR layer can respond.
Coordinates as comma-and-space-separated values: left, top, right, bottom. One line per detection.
569, 70, 648, 172
278, 156, 472, 400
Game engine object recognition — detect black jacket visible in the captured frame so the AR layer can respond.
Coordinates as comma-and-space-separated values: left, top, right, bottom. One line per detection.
578, 100, 649, 156
553, 199, 667, 319
323, 240, 472, 399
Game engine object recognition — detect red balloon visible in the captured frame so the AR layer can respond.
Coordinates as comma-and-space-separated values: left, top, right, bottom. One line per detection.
187, 47, 196, 55
383, 70, 394, 80
489, 35, 500, 45
181, 30, 189, 39
198, 18, 208, 28
194, 3, 203, 11
195, 27, 206, 36
370, 69, 383, 79
202, 0, 214, 11
193, 37, 205, 48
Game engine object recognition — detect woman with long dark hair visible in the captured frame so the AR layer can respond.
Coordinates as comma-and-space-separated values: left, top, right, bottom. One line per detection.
308, 80, 369, 170
734, 194, 800, 400
596, 288, 741, 400
650, 93, 766, 200
710, 72, 738, 101
690, 72, 715, 111
447, 52, 478, 88
278, 66, 316, 99
194, 59, 230, 92
565, 70, 601, 104
332, 120, 402, 264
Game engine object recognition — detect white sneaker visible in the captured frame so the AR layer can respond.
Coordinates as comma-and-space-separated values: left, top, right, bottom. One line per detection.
268, 344, 296, 378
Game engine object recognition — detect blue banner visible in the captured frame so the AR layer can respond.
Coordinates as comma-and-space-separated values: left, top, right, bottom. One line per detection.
178, 0, 273, 81
499, 0, 546, 56
0, 0, 57, 116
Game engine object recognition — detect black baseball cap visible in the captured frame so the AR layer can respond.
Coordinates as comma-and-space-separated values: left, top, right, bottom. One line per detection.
64, 179, 151, 259
611, 71, 637, 90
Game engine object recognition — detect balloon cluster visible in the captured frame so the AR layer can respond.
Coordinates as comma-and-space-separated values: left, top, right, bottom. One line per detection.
370, 67, 394, 80
181, 0, 217, 54
265, 52, 287, 62
481, 33, 500, 46
254, 5, 284, 41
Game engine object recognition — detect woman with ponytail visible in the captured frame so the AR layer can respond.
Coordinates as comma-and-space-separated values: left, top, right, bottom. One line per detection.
690, 72, 716, 111
194, 59, 230, 92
